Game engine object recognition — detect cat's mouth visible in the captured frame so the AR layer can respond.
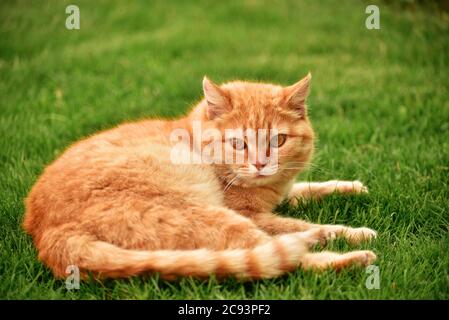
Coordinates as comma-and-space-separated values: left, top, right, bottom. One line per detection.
248, 171, 278, 184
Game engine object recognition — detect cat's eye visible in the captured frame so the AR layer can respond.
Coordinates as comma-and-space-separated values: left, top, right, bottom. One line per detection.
229, 138, 246, 150
270, 134, 287, 148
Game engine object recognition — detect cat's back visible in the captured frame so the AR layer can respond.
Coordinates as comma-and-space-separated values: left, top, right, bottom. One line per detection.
23, 119, 224, 235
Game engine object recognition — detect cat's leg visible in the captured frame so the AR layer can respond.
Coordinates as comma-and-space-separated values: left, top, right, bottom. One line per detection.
139, 204, 337, 254
289, 180, 368, 205
146, 206, 330, 250
300, 250, 376, 271
250, 212, 376, 245
136, 206, 334, 277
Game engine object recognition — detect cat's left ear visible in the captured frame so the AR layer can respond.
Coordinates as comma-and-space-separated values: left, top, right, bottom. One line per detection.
283, 72, 311, 118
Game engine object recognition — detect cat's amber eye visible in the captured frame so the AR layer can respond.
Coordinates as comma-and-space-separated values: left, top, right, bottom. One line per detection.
229, 138, 247, 150
270, 134, 287, 148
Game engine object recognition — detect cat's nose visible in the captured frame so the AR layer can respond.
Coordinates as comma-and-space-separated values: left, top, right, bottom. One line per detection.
254, 162, 266, 171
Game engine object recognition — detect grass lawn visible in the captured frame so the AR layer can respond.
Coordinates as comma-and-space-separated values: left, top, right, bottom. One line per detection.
0, 0, 448, 299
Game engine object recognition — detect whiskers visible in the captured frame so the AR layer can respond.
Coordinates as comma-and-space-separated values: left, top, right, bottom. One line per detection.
283, 161, 308, 170
220, 159, 324, 192
281, 160, 338, 177
223, 173, 240, 192
236, 163, 280, 178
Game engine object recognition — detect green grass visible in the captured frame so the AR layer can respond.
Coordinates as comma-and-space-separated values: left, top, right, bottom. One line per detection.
0, 0, 448, 299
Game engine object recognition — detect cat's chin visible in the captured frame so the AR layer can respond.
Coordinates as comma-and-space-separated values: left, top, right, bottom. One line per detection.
238, 174, 278, 188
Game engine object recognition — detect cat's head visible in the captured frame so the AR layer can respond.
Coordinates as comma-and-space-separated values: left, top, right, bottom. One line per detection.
194, 74, 315, 187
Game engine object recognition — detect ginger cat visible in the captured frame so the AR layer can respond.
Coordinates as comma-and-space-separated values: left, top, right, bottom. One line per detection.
23, 73, 377, 280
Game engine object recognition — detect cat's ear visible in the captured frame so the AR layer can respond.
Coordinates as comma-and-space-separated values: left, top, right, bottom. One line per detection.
203, 76, 231, 120
283, 72, 311, 118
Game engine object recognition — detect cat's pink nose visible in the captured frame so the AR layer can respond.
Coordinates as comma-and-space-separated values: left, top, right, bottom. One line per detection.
254, 162, 266, 171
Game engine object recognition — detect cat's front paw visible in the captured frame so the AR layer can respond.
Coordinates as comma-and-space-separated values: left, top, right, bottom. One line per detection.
344, 227, 377, 245
325, 180, 368, 194
288, 180, 368, 205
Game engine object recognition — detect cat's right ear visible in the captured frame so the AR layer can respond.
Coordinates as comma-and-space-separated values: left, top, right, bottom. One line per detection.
203, 76, 231, 120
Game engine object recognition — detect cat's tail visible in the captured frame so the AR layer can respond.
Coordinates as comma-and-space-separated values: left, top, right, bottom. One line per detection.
38, 232, 309, 280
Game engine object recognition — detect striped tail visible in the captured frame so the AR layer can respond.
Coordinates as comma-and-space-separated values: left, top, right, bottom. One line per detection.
44, 233, 309, 280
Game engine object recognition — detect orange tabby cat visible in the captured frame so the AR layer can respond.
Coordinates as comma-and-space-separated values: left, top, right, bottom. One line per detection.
23, 73, 377, 280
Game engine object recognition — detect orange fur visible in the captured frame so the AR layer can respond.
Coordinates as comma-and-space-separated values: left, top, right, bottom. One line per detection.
23, 74, 377, 280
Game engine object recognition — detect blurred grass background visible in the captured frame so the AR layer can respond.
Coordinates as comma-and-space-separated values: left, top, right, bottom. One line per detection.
0, 0, 448, 299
